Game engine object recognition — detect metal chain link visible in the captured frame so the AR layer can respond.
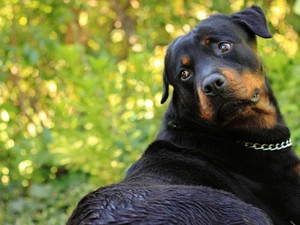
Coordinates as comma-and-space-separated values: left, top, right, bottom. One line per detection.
238, 139, 292, 151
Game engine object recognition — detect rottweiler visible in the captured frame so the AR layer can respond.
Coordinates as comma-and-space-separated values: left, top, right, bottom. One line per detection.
67, 6, 300, 225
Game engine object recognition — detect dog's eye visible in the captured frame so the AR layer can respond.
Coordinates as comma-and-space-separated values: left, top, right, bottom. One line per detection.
218, 42, 231, 53
180, 70, 192, 80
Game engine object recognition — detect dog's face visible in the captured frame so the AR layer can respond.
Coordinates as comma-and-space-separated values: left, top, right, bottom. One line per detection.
161, 6, 277, 129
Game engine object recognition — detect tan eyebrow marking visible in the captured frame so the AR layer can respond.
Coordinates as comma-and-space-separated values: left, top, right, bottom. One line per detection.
181, 57, 190, 65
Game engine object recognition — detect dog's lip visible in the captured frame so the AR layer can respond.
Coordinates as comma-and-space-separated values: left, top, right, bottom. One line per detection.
217, 100, 254, 126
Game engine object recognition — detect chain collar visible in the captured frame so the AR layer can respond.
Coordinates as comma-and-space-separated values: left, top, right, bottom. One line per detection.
238, 139, 292, 151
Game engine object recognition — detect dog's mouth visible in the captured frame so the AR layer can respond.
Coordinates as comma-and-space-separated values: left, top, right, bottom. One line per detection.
199, 85, 262, 126
197, 68, 280, 129
217, 100, 255, 126
198, 69, 278, 129
204, 95, 276, 130
217, 91, 261, 126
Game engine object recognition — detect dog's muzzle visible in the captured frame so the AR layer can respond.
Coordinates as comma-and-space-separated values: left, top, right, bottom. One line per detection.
202, 74, 226, 97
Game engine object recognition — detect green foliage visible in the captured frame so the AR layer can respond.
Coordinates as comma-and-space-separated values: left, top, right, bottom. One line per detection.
0, 0, 299, 224
3, 173, 93, 225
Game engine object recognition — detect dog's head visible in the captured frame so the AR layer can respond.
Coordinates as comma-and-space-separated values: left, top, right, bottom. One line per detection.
161, 6, 278, 129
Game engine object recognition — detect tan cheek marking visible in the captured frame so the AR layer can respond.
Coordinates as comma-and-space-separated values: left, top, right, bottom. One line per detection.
239, 81, 277, 129
221, 69, 277, 129
240, 106, 277, 129
293, 163, 300, 176
222, 69, 265, 99
220, 69, 247, 98
181, 57, 190, 66
220, 69, 239, 82
241, 71, 264, 96
242, 71, 276, 129
251, 92, 277, 128
198, 88, 214, 121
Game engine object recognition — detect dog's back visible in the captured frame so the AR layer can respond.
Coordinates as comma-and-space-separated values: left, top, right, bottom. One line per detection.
68, 184, 272, 225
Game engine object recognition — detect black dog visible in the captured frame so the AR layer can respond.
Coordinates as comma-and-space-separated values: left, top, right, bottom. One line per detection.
67, 6, 300, 225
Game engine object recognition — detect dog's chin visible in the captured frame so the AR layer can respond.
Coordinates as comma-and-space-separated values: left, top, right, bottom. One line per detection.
216, 101, 253, 126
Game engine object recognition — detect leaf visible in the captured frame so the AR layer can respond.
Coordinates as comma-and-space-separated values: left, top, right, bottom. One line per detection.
293, 0, 300, 16
30, 184, 53, 199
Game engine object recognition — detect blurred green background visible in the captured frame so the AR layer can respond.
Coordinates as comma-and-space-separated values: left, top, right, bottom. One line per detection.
0, 0, 300, 224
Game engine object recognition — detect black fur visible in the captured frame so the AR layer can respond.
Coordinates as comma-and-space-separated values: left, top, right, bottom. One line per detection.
67, 6, 300, 225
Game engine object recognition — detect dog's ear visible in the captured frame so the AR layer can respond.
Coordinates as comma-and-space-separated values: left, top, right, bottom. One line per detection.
161, 67, 169, 104
231, 5, 272, 38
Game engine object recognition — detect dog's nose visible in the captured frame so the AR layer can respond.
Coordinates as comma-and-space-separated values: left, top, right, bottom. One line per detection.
202, 74, 226, 96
